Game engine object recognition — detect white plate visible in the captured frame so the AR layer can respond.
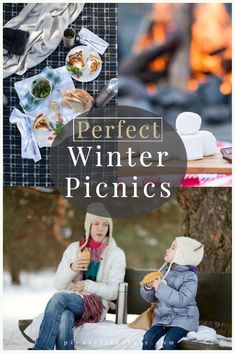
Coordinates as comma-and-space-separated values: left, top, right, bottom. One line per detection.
65, 45, 102, 83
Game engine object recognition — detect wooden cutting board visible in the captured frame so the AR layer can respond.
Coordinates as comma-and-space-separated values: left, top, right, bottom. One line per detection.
186, 148, 232, 174
118, 148, 232, 176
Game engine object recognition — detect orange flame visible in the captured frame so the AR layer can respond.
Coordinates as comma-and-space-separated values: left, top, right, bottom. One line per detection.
189, 3, 232, 94
133, 3, 231, 95
134, 4, 177, 72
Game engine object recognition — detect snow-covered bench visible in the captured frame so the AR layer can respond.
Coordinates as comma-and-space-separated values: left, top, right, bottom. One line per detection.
19, 269, 232, 350
123, 269, 232, 350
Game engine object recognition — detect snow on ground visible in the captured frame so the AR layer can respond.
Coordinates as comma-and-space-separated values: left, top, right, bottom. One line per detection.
3, 271, 232, 350
3, 270, 131, 350
3, 270, 58, 350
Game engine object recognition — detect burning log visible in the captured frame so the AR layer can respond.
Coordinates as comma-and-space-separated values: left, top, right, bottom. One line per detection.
120, 31, 181, 83
168, 4, 193, 91
120, 3, 231, 96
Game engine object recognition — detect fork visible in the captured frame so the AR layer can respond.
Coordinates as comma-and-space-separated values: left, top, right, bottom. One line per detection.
80, 37, 107, 51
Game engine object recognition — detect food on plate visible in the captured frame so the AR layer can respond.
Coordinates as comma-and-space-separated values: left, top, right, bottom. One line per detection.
31, 79, 52, 99
32, 114, 51, 131
88, 54, 102, 74
65, 47, 103, 82
49, 101, 63, 123
139, 272, 163, 285
59, 88, 93, 113
66, 51, 85, 77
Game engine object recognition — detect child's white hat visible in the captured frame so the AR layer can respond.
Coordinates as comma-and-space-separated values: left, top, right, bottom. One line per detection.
174, 236, 204, 266
158, 236, 204, 281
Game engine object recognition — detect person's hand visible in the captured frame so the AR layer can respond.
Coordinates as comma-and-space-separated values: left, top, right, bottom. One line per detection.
69, 281, 85, 293
152, 277, 161, 290
71, 258, 90, 272
145, 281, 154, 289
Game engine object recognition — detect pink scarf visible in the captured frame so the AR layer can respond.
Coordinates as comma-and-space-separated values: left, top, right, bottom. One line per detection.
80, 237, 107, 262
75, 294, 104, 327
75, 237, 107, 326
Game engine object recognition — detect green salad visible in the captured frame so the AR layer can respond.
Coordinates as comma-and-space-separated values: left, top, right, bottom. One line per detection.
53, 121, 64, 135
32, 79, 51, 99
66, 65, 83, 78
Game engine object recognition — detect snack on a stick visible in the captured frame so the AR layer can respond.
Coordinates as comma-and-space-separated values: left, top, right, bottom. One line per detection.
139, 272, 162, 285
88, 54, 102, 74
58, 88, 93, 113
77, 248, 91, 270
49, 101, 63, 123
81, 248, 91, 262
32, 114, 51, 131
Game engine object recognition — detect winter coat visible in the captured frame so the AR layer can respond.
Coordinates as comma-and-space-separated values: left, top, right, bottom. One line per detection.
140, 264, 199, 332
54, 238, 126, 320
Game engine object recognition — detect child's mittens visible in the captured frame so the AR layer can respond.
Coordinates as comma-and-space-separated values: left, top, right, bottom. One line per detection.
152, 278, 162, 290
139, 271, 162, 285
152, 278, 167, 292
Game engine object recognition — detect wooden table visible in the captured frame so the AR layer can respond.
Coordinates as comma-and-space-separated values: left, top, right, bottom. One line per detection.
186, 148, 231, 174
118, 148, 232, 176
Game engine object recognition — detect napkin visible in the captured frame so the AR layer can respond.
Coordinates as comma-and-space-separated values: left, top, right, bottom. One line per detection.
9, 108, 42, 162
11, 66, 78, 162
78, 27, 109, 55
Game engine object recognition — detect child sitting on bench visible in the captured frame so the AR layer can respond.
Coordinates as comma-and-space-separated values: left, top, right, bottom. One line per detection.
140, 236, 204, 350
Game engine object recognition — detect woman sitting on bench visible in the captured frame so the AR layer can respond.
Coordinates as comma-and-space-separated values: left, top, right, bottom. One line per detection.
140, 236, 204, 350
33, 202, 126, 350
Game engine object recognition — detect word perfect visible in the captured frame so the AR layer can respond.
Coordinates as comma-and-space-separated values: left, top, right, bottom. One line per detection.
73, 118, 162, 141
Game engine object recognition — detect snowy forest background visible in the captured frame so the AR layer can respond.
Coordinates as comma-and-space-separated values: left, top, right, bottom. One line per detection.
3, 187, 231, 348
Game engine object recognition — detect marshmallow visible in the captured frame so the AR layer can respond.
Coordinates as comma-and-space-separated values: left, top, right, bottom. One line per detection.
178, 134, 203, 161
197, 130, 217, 157
176, 112, 202, 135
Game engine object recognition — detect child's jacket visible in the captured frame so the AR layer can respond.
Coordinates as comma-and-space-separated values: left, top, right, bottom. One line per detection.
140, 264, 199, 332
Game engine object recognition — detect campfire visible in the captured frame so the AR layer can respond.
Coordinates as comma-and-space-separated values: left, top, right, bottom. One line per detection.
189, 4, 232, 95
133, 3, 232, 97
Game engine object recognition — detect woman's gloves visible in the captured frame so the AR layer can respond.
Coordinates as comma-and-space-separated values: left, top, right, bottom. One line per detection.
67, 281, 85, 293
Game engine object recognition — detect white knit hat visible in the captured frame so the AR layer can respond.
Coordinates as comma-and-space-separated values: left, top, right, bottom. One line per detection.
81, 202, 113, 250
159, 236, 204, 281
174, 236, 204, 266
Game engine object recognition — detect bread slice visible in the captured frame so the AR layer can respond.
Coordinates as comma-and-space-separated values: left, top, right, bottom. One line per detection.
89, 54, 102, 74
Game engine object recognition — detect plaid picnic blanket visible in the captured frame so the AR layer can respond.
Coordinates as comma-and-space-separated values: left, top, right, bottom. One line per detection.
4, 3, 118, 187
20, 66, 62, 112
